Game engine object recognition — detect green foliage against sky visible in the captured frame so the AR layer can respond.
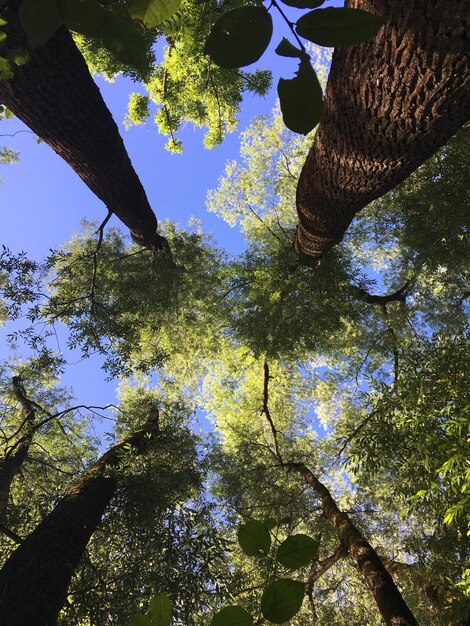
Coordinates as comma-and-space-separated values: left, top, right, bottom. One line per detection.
0, 4, 469, 619
0, 107, 468, 624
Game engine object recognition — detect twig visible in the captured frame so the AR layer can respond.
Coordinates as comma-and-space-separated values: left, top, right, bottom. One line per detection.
261, 360, 284, 464
336, 409, 379, 458
90, 210, 113, 315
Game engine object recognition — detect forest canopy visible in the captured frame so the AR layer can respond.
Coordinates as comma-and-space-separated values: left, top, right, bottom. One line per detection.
0, 1, 469, 626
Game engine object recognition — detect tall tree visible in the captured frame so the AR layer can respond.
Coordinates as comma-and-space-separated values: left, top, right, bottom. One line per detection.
0, 2, 164, 249
296, 0, 470, 258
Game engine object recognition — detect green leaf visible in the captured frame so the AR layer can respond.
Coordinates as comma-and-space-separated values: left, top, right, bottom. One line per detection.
276, 534, 319, 569
280, 0, 325, 8
59, 0, 148, 69
126, 0, 181, 28
275, 38, 303, 59
150, 592, 173, 626
204, 6, 273, 69
7, 48, 31, 66
261, 579, 305, 624
296, 7, 386, 47
129, 614, 152, 626
0, 17, 7, 26
4, 107, 14, 119
237, 519, 271, 556
0, 56, 13, 79
277, 57, 323, 134
210, 605, 253, 626
0, 31, 6, 45
262, 517, 278, 530
19, 0, 63, 48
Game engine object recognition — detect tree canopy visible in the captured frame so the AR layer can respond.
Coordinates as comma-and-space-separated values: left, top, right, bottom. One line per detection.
0, 1, 469, 625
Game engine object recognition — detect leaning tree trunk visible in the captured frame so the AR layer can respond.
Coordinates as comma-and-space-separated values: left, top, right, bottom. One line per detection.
293, 463, 418, 626
296, 0, 470, 259
0, 417, 158, 626
0, 378, 37, 522
0, 2, 164, 250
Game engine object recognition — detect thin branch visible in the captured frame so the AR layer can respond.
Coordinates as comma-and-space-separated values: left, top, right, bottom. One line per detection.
336, 409, 379, 458
0, 523, 23, 544
352, 281, 411, 307
261, 361, 284, 464
90, 210, 113, 315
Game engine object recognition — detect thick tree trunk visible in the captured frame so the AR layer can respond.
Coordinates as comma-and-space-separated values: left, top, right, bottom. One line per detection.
296, 0, 470, 258
0, 418, 158, 626
293, 463, 418, 626
0, 4, 164, 249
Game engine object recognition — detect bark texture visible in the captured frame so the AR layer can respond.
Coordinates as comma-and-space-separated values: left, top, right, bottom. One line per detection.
294, 463, 417, 626
0, 417, 158, 626
0, 4, 164, 249
296, 0, 470, 258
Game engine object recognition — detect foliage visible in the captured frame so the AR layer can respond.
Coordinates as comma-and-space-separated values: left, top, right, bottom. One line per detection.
204, 3, 385, 134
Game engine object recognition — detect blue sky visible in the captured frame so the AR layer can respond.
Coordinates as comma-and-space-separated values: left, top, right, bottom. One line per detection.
0, 3, 340, 411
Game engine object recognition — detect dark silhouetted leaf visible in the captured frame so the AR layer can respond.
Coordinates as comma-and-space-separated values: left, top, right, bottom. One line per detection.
275, 38, 303, 59
262, 517, 278, 530
204, 7, 273, 68
150, 592, 173, 626
19, 0, 63, 48
281, 0, 325, 8
238, 519, 271, 556
277, 57, 323, 134
296, 7, 385, 47
126, 0, 181, 28
59, 0, 148, 69
276, 534, 319, 569
261, 579, 305, 623
211, 605, 253, 626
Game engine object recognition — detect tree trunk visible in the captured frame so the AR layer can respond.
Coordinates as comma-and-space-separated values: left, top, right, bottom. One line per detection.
294, 463, 418, 626
0, 378, 37, 522
0, 4, 164, 250
296, 0, 470, 258
0, 418, 158, 626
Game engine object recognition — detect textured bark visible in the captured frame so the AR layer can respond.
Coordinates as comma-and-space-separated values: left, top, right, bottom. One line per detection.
0, 417, 158, 626
294, 463, 417, 626
0, 4, 164, 249
296, 0, 470, 258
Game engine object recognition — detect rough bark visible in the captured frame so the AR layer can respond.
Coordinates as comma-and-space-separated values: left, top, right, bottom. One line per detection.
292, 463, 418, 626
0, 3, 164, 250
0, 417, 158, 626
296, 0, 470, 258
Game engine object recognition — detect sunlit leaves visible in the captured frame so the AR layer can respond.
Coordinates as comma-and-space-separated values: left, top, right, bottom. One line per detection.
277, 56, 323, 134
276, 534, 319, 569
237, 519, 271, 556
296, 7, 386, 47
204, 7, 273, 68
130, 615, 152, 626
210, 605, 253, 626
260, 579, 305, 623
127, 0, 182, 28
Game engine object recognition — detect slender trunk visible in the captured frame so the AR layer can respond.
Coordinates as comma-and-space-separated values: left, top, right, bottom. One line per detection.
0, 418, 158, 626
293, 463, 418, 626
0, 3, 164, 249
296, 0, 470, 258
0, 378, 37, 522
